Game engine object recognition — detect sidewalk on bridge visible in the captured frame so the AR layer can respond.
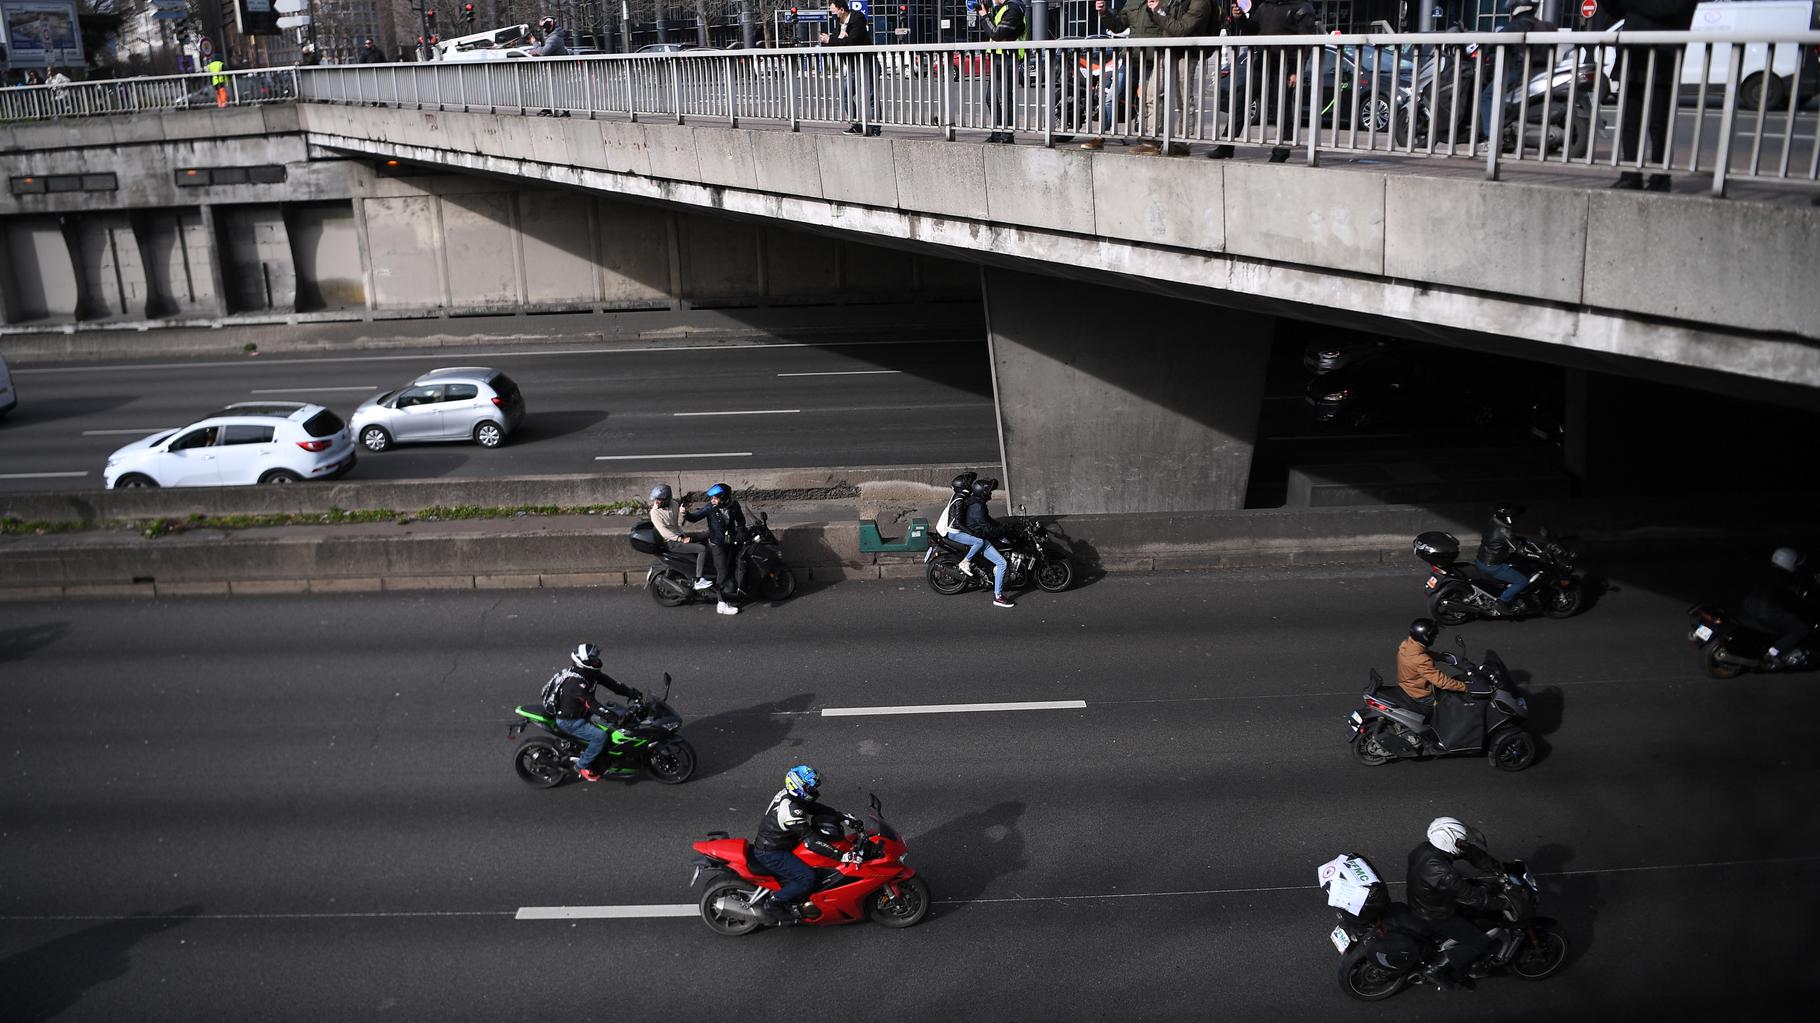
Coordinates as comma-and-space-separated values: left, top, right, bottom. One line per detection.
4, 492, 1813, 601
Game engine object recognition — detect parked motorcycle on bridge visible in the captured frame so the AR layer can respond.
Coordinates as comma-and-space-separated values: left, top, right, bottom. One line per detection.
1347, 639, 1537, 771
689, 793, 929, 934
1686, 603, 1818, 679
507, 673, 696, 787
924, 516, 1075, 596
1321, 851, 1569, 1001
1414, 529, 1585, 625
630, 511, 796, 607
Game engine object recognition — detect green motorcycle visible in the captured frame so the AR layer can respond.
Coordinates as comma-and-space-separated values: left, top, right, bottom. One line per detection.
507, 673, 697, 787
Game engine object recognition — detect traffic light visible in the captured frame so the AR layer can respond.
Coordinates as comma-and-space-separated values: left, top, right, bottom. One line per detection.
787, 7, 797, 23
463, 3, 474, 26
426, 9, 437, 32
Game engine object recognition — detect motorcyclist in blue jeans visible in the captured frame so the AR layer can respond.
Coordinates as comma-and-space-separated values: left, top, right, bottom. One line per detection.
964, 477, 1015, 609
1474, 502, 1532, 615
550, 642, 639, 782
751, 765, 858, 921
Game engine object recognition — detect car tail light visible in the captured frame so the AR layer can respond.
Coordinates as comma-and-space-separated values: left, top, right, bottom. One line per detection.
492, 396, 504, 408
297, 439, 330, 452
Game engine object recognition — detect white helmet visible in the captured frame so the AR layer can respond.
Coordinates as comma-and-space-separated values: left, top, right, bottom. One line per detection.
1426, 816, 1485, 856
570, 642, 602, 670
1771, 547, 1804, 573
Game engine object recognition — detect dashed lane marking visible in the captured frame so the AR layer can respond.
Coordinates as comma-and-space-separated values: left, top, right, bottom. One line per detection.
776, 370, 904, 377
249, 385, 377, 394
672, 409, 800, 417
820, 700, 1088, 717
0, 471, 88, 479
594, 452, 754, 461
81, 428, 173, 436
515, 905, 697, 920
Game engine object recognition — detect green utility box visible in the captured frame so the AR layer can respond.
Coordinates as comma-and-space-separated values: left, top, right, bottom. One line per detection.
858, 518, 930, 554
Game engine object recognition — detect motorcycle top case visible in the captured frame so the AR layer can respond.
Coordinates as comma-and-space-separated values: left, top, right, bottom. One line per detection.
1412, 530, 1461, 567
628, 523, 665, 556
1318, 854, 1390, 920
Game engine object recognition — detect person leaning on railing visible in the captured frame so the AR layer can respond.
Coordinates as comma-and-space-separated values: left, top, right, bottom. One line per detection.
1593, 0, 1697, 191
1094, 0, 1211, 156
1217, 0, 1320, 163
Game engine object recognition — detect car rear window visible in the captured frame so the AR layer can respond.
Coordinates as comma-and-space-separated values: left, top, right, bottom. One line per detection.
303, 409, 345, 438
222, 425, 275, 445
446, 384, 478, 401
489, 373, 522, 406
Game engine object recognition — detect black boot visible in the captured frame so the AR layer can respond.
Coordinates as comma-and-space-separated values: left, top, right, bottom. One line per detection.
1269, 145, 1292, 164
1645, 173, 1671, 192
1610, 171, 1644, 190
1207, 144, 1235, 160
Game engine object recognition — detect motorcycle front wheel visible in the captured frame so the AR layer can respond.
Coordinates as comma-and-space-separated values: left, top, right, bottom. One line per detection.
1035, 558, 1074, 593
1338, 944, 1409, 1001
926, 559, 969, 596
1698, 640, 1748, 680
649, 569, 693, 608
512, 738, 568, 788
1509, 923, 1570, 980
645, 738, 697, 785
699, 881, 762, 936
1487, 729, 1537, 772
759, 566, 797, 602
867, 875, 931, 929
1543, 582, 1584, 619
1429, 583, 1475, 627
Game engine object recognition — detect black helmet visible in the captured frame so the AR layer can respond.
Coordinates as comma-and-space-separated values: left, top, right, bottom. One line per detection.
970, 478, 996, 501
1409, 618, 1438, 646
951, 471, 978, 494
1492, 503, 1524, 527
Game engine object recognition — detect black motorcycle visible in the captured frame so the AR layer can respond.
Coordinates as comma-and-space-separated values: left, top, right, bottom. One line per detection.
1414, 529, 1585, 625
631, 512, 797, 607
507, 673, 697, 787
1686, 603, 1816, 679
1347, 640, 1536, 771
923, 516, 1074, 596
1321, 851, 1569, 1002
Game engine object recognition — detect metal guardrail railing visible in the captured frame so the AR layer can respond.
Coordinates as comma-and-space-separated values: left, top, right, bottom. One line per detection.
9, 33, 1818, 197
1, 68, 297, 122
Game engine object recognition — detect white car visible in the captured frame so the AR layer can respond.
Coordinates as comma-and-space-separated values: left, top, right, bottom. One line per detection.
104, 402, 357, 489
0, 353, 15, 419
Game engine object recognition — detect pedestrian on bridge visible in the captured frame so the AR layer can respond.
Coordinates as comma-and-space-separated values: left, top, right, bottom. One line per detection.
207, 58, 228, 108
1095, 0, 1211, 156
1593, 0, 1697, 191
822, 0, 880, 136
1218, 0, 1319, 163
979, 0, 1028, 144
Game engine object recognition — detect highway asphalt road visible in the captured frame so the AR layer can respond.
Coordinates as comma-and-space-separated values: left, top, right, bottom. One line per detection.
0, 338, 1001, 493
3, 559, 1816, 1021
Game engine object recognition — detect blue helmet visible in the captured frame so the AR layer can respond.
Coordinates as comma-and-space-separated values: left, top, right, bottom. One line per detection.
706, 483, 732, 501
783, 764, 820, 800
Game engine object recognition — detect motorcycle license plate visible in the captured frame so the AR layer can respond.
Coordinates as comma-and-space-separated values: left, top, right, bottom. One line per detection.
1693, 624, 1713, 642
1424, 576, 1439, 591
1330, 925, 1352, 953
1347, 710, 1362, 737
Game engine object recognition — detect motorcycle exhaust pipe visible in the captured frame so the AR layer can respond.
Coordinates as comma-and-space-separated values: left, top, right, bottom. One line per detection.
713, 895, 765, 921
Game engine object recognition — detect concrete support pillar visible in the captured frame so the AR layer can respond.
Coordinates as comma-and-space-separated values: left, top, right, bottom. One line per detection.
56, 214, 94, 322
197, 205, 231, 317
982, 268, 1275, 516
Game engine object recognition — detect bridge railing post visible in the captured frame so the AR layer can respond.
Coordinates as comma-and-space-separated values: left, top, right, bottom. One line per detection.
585, 58, 595, 119
788, 54, 799, 132
671, 58, 684, 124
726, 56, 737, 127
1484, 44, 1506, 182
628, 60, 639, 122
1712, 42, 1743, 197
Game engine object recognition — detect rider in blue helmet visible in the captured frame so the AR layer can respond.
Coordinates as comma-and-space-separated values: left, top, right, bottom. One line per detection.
686, 483, 749, 616
751, 764, 858, 922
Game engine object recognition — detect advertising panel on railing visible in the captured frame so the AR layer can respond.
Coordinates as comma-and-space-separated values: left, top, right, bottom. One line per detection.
1, 0, 84, 70
236, 0, 282, 37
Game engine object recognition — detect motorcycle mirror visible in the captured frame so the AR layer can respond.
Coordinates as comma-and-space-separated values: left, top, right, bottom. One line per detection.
868, 792, 882, 813
1456, 635, 1467, 650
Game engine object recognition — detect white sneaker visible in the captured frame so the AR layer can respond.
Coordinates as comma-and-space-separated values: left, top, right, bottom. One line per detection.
693, 578, 715, 591
716, 601, 740, 615
957, 559, 973, 575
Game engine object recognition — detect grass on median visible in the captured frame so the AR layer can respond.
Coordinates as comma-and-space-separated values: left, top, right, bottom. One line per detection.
2, 501, 645, 539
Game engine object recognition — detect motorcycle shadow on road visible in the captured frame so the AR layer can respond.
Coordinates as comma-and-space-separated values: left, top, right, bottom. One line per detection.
686, 693, 816, 782
1528, 843, 1599, 973
0, 903, 199, 1023
1508, 668, 1565, 768
1052, 533, 1108, 591
0, 621, 69, 664
907, 800, 1028, 921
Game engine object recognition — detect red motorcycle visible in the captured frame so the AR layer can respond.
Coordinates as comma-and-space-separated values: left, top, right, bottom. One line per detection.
688, 794, 930, 934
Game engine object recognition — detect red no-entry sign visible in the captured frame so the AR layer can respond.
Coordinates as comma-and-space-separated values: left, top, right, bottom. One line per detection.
1580, 0, 1598, 19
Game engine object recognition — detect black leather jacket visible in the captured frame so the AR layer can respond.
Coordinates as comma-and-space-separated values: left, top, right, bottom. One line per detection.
754, 789, 846, 854
1407, 841, 1498, 921
1475, 517, 1521, 566
554, 666, 637, 720
687, 499, 748, 545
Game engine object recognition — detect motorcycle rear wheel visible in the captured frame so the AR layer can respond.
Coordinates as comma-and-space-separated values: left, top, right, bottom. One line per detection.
1035, 558, 1074, 593
512, 738, 568, 788
649, 569, 693, 608
1429, 584, 1475, 627
1488, 729, 1537, 772
1352, 721, 1392, 766
1338, 944, 1409, 1001
867, 875, 931, 929
699, 881, 762, 936
1510, 924, 1569, 980
1543, 583, 1583, 619
1698, 640, 1748, 680
926, 560, 969, 596
646, 738, 697, 784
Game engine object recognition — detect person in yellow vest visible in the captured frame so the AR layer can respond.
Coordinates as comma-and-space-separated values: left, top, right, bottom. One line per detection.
978, 0, 1028, 144
209, 57, 228, 108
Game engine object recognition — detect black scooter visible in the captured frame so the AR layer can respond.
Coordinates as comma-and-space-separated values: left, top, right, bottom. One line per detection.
1347, 639, 1536, 771
630, 513, 797, 607
1687, 604, 1816, 679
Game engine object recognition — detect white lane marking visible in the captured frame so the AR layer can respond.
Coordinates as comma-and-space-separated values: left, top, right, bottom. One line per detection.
776, 370, 904, 377
13, 339, 978, 374
672, 409, 799, 417
594, 452, 754, 461
515, 904, 696, 920
0, 471, 89, 479
820, 700, 1087, 717
81, 428, 173, 436
249, 385, 376, 394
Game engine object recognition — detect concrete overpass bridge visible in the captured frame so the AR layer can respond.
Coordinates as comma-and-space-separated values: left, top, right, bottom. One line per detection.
3, 37, 1817, 513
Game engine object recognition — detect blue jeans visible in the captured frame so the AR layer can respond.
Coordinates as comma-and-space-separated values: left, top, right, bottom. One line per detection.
1475, 560, 1531, 604
978, 542, 1008, 597
1479, 70, 1523, 141
947, 528, 987, 563
555, 716, 611, 771
753, 847, 817, 904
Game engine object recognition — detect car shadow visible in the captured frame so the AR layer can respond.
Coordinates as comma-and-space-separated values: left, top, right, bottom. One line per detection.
688, 693, 816, 782
907, 800, 1029, 921
0, 621, 68, 664
6, 394, 139, 428
510, 410, 609, 445
346, 451, 476, 480
0, 903, 198, 1023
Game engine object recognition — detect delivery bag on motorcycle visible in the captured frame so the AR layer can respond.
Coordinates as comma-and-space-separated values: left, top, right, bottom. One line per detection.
1318, 854, 1392, 922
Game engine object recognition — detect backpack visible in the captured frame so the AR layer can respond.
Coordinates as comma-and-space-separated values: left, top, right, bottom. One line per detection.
937, 491, 970, 537
540, 668, 580, 718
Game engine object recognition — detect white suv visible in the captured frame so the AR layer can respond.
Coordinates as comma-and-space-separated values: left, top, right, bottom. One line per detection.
104, 402, 357, 489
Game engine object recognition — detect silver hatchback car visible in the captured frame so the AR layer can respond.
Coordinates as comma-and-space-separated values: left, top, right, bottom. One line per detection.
351, 367, 526, 452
